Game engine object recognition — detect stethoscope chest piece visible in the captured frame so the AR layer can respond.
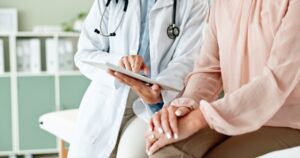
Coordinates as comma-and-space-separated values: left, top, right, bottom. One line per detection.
167, 0, 180, 39
167, 24, 180, 39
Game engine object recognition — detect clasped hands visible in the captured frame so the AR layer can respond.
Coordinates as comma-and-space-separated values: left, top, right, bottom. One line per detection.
145, 97, 208, 156
108, 55, 208, 155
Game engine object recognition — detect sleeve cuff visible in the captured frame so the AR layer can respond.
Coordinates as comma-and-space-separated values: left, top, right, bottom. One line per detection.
148, 100, 164, 113
199, 100, 256, 136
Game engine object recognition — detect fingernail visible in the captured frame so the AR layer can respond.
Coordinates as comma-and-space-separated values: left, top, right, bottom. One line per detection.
158, 128, 163, 134
166, 133, 172, 139
175, 110, 182, 116
174, 133, 179, 139
150, 134, 155, 139
149, 128, 153, 132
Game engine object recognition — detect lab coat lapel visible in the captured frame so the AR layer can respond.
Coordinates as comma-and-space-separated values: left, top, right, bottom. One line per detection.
128, 0, 174, 58
149, 0, 175, 76
153, 0, 174, 11
128, 0, 141, 55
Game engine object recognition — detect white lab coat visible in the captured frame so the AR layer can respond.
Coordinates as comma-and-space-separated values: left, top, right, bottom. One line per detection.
68, 0, 209, 157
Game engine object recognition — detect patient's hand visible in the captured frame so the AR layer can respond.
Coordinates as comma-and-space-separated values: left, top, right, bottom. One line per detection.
145, 108, 208, 155
170, 97, 199, 117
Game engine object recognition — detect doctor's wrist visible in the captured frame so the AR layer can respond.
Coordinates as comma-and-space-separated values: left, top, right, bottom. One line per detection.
143, 95, 162, 105
140, 90, 162, 105
148, 99, 164, 106
148, 100, 164, 113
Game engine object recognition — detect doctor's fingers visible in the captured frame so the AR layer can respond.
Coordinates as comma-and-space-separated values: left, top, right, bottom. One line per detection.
118, 59, 126, 69
148, 138, 170, 156
167, 106, 179, 139
145, 131, 159, 151
121, 56, 132, 71
128, 55, 136, 70
148, 118, 155, 132
137, 84, 160, 95
134, 60, 149, 74
148, 110, 158, 132
161, 107, 173, 139
143, 64, 150, 75
152, 112, 164, 135
114, 72, 140, 87
146, 138, 153, 153
151, 84, 161, 93
132, 56, 149, 75
107, 69, 115, 76
130, 55, 144, 73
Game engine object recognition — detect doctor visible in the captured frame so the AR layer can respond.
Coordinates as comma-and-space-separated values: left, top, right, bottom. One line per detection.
68, 0, 209, 157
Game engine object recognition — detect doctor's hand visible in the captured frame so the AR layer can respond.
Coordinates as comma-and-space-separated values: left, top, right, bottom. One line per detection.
108, 70, 162, 104
119, 55, 150, 75
145, 108, 208, 156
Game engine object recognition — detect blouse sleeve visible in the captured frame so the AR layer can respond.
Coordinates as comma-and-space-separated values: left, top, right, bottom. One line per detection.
181, 0, 223, 103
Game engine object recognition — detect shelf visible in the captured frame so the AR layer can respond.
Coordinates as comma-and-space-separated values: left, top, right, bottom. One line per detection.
17, 72, 55, 77
16, 32, 80, 37
0, 151, 14, 156
0, 32, 12, 37
0, 73, 11, 77
16, 148, 58, 155
0, 32, 80, 38
56, 32, 81, 37
15, 71, 82, 77
58, 71, 82, 76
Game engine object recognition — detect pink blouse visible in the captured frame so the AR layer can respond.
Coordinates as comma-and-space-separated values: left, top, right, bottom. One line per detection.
180, 0, 300, 135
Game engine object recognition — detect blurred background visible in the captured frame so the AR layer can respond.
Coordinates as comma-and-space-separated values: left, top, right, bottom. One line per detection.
0, 0, 93, 158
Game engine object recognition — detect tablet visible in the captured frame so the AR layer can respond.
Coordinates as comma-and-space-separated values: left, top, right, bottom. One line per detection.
82, 59, 181, 92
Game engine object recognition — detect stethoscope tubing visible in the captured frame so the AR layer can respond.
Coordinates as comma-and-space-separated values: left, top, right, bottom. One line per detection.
96, 0, 179, 39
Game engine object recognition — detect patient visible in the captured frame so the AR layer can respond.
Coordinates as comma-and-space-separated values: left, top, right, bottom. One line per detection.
145, 0, 300, 157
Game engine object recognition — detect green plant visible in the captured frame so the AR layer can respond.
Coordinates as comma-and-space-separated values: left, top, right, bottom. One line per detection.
62, 12, 87, 32
77, 12, 87, 20
62, 22, 73, 32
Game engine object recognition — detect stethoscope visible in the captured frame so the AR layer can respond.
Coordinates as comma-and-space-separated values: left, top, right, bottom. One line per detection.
94, 0, 180, 39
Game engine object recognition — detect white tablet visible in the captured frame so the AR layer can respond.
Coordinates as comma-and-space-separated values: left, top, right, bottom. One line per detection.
82, 59, 181, 92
